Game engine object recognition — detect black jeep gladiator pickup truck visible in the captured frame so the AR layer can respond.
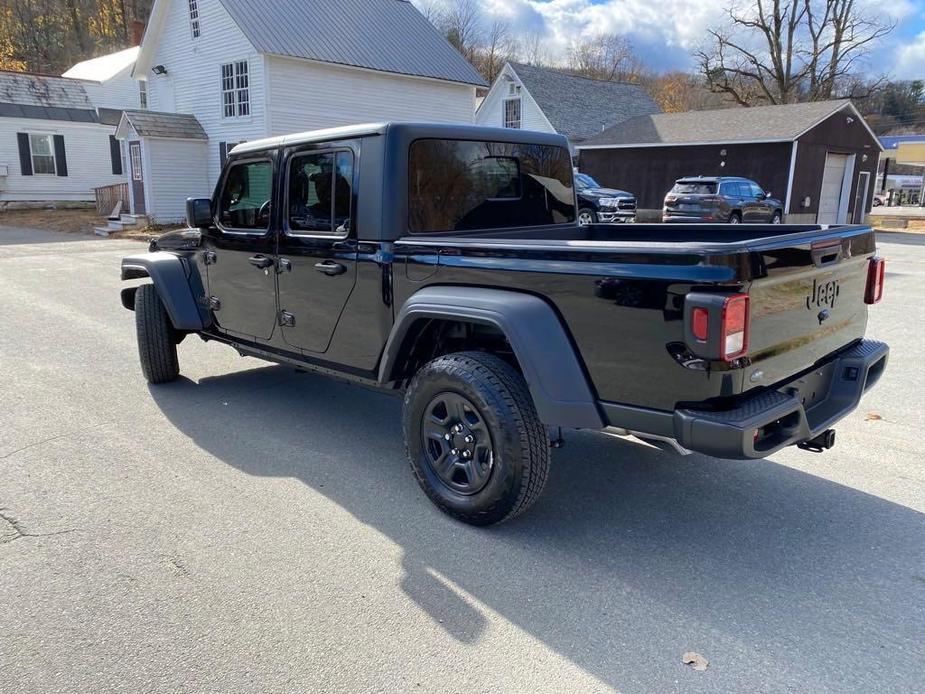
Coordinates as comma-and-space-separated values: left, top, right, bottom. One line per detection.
121, 123, 888, 526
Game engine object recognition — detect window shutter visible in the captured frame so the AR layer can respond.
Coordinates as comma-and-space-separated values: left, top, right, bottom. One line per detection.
219, 141, 227, 168
109, 135, 123, 175
17, 133, 32, 176
53, 135, 68, 176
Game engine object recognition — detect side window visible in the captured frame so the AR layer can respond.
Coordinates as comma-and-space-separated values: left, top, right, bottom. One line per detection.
218, 160, 272, 231
718, 182, 731, 196
408, 139, 575, 233
287, 150, 353, 234
734, 182, 749, 197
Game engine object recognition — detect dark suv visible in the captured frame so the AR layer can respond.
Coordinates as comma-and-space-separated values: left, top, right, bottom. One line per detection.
574, 173, 636, 225
663, 176, 783, 224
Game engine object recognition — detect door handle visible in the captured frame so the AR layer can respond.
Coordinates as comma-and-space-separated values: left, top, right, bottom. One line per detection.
248, 255, 274, 269
314, 261, 347, 276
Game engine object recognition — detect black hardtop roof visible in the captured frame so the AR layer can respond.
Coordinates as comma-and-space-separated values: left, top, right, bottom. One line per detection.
231, 122, 572, 157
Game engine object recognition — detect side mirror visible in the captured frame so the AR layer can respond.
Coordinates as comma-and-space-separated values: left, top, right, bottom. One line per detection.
186, 197, 213, 228
762, 191, 771, 199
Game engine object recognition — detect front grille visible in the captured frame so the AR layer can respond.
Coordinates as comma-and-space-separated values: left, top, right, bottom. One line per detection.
618, 198, 637, 211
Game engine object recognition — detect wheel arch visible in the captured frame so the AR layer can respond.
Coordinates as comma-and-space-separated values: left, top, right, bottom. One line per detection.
120, 252, 207, 331
380, 286, 604, 429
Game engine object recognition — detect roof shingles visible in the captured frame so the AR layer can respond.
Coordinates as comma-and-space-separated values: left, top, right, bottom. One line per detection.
508, 62, 660, 141
582, 100, 855, 147
122, 109, 208, 139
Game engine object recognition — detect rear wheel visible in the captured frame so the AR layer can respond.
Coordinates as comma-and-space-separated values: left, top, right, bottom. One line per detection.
577, 208, 597, 226
403, 351, 550, 526
728, 212, 742, 224
134, 283, 179, 384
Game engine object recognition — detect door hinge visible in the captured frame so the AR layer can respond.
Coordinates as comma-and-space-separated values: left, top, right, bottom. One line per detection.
278, 310, 295, 327
203, 250, 217, 265
208, 296, 221, 311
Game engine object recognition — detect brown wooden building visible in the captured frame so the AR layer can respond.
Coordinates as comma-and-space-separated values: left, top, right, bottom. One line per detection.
577, 101, 882, 224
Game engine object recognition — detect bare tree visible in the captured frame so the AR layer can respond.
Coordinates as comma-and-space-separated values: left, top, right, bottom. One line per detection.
567, 33, 645, 82
441, 0, 482, 62
696, 0, 894, 106
476, 18, 513, 83
516, 30, 550, 66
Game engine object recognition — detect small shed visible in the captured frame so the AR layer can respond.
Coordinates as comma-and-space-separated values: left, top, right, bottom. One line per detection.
115, 109, 210, 223
578, 100, 882, 224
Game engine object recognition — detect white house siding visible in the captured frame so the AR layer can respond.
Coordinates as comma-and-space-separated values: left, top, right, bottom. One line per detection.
0, 119, 124, 202
144, 137, 210, 222
80, 71, 142, 111
145, 0, 267, 184
475, 65, 554, 134
266, 56, 476, 137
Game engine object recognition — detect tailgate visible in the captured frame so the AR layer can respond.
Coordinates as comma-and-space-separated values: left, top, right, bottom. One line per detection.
744, 227, 877, 389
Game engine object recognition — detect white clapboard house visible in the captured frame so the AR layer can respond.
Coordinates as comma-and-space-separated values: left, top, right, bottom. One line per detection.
0, 71, 128, 206
118, 0, 487, 223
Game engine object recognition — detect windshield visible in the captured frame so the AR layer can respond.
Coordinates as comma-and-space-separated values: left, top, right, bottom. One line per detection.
671, 181, 717, 195
574, 173, 600, 190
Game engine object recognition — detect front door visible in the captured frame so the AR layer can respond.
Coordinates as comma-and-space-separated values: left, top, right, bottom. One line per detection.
129, 142, 146, 214
202, 155, 278, 340
276, 146, 358, 354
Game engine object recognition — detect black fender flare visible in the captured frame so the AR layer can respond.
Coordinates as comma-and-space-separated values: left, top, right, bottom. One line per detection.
120, 252, 206, 331
380, 286, 604, 429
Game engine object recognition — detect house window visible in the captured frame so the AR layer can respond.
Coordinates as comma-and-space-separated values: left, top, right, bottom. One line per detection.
221, 61, 249, 118
130, 143, 143, 181
138, 80, 147, 109
29, 134, 56, 174
188, 0, 201, 38
503, 98, 521, 129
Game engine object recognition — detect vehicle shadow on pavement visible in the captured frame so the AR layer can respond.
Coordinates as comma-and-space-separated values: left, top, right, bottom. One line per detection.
149, 365, 925, 692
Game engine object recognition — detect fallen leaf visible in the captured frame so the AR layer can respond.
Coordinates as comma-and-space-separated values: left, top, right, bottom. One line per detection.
682, 651, 709, 671
865, 412, 883, 421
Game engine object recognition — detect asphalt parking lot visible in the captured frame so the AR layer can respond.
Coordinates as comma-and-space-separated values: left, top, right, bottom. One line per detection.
1, 226, 923, 693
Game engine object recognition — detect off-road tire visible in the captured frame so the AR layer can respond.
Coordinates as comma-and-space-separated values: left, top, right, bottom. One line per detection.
134, 283, 180, 384
403, 351, 551, 526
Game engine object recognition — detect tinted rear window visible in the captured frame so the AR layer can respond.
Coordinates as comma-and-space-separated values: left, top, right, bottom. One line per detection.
672, 182, 717, 195
408, 139, 575, 233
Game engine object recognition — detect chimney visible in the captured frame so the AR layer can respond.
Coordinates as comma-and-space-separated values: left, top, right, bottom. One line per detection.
131, 20, 145, 46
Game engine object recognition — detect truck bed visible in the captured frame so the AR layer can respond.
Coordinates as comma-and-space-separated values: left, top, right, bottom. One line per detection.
394, 223, 878, 412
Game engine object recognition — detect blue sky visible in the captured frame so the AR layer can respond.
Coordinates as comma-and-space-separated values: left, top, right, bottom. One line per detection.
422, 0, 925, 80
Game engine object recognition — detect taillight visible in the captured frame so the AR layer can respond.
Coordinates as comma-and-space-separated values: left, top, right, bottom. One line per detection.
865, 257, 885, 304
692, 307, 709, 341
720, 294, 749, 361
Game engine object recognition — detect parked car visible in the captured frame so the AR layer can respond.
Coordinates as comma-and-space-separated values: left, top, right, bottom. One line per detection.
121, 123, 888, 526
663, 176, 784, 224
574, 173, 636, 225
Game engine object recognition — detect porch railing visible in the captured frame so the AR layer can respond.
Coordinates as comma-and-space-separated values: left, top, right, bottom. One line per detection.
93, 182, 128, 217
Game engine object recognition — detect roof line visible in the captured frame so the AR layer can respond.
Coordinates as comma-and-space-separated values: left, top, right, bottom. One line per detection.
577, 137, 792, 150
269, 52, 484, 88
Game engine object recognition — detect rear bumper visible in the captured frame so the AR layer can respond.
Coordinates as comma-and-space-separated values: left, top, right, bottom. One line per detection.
673, 339, 888, 459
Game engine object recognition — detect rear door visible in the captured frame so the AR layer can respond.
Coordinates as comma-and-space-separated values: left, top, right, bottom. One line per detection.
275, 145, 358, 354
202, 155, 278, 340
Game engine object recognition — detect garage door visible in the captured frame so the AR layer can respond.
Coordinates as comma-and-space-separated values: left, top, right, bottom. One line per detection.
817, 153, 850, 224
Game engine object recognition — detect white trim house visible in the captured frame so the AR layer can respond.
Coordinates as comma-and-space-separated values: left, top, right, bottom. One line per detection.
0, 71, 127, 205
476, 62, 660, 154
121, 0, 486, 222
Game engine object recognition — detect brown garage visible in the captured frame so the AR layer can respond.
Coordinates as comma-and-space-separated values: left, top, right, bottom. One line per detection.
577, 100, 882, 224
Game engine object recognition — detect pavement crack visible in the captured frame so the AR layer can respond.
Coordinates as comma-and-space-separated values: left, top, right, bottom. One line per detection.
0, 508, 77, 544
0, 422, 111, 460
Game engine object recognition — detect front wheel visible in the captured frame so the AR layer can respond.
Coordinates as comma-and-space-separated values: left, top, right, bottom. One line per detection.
577, 208, 597, 226
134, 283, 180, 384
771, 211, 782, 224
403, 352, 551, 526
